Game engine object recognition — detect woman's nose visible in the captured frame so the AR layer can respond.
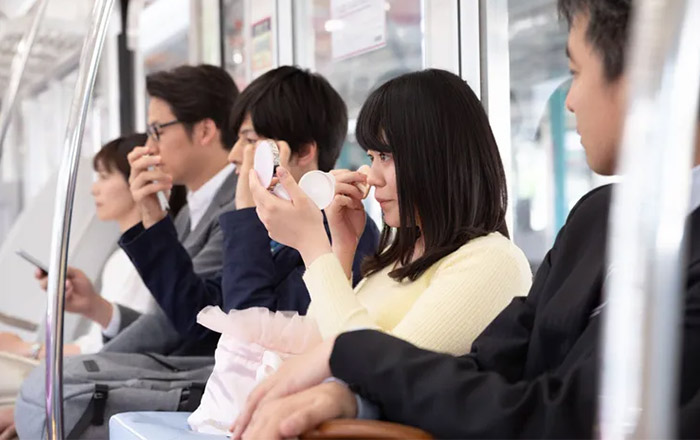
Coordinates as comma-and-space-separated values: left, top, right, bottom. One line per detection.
367, 165, 384, 188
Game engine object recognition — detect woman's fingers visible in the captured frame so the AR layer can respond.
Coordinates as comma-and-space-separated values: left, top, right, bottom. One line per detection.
333, 194, 364, 211
333, 170, 368, 185
335, 182, 365, 201
248, 169, 275, 210
275, 167, 308, 204
231, 385, 268, 438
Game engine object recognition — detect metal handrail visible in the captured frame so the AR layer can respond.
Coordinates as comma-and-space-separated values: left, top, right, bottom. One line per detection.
598, 0, 700, 438
0, 0, 50, 156
44, 0, 115, 438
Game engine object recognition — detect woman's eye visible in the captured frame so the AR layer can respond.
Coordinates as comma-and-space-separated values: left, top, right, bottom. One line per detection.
379, 153, 389, 162
247, 138, 257, 144
367, 153, 374, 162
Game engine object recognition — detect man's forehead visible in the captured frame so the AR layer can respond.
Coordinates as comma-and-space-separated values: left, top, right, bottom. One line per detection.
147, 98, 175, 122
566, 13, 589, 59
238, 119, 255, 135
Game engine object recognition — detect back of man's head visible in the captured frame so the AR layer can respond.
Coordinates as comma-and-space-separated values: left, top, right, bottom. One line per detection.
229, 66, 348, 172
146, 64, 240, 149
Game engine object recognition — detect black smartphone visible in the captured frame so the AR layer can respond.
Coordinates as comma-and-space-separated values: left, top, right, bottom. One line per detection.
16, 250, 49, 275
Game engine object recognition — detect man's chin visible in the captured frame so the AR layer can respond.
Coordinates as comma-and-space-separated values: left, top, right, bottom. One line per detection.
584, 148, 618, 176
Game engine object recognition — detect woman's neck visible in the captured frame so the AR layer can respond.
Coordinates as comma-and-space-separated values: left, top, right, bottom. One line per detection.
411, 236, 425, 263
117, 208, 143, 233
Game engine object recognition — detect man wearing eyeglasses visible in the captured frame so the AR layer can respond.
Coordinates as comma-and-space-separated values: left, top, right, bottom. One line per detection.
57, 64, 240, 355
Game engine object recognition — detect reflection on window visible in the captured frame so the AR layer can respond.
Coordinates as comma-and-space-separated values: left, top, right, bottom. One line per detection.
143, 32, 189, 75
222, 0, 248, 89
222, 0, 276, 90
508, 0, 615, 269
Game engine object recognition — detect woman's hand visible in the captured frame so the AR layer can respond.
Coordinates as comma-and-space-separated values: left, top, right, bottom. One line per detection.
35, 267, 112, 328
0, 332, 30, 357
0, 406, 16, 440
231, 338, 336, 438
327, 170, 368, 279
236, 382, 357, 440
249, 166, 331, 266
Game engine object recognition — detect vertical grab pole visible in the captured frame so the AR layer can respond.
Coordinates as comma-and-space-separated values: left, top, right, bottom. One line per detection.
598, 0, 700, 439
0, 0, 50, 155
44, 0, 115, 438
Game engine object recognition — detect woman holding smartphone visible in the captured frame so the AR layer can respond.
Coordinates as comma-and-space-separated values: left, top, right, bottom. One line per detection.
2, 133, 158, 358
0, 133, 159, 438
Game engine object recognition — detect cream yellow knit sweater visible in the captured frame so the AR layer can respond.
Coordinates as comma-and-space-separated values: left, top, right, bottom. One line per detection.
305, 232, 532, 355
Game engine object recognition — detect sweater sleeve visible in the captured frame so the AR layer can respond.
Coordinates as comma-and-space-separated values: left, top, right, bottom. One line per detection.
304, 235, 532, 354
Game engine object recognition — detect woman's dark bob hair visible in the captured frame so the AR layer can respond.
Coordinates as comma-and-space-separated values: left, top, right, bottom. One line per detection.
93, 133, 148, 180
357, 69, 509, 281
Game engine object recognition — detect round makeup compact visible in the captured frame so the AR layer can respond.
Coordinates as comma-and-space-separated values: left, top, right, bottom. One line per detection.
253, 140, 280, 188
299, 170, 336, 209
253, 140, 336, 210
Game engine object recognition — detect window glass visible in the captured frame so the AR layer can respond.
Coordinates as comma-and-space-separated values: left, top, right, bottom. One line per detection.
222, 0, 276, 90
221, 0, 249, 89
294, 0, 423, 170
507, 0, 616, 268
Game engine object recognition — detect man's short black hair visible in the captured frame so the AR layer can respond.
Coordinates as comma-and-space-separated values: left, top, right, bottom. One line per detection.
558, 0, 632, 81
229, 66, 348, 172
146, 64, 239, 149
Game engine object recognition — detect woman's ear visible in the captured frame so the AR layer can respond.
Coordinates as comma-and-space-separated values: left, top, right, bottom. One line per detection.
293, 142, 319, 168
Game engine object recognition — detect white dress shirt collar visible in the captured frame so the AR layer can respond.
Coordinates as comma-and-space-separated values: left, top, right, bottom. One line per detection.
187, 164, 235, 231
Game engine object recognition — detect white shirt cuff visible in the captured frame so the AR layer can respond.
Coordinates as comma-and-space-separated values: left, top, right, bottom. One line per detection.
101, 302, 121, 338
323, 377, 380, 420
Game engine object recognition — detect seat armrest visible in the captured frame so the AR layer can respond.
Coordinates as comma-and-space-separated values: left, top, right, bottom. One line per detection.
300, 419, 432, 439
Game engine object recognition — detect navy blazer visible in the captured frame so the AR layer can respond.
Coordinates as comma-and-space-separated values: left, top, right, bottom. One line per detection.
120, 207, 380, 347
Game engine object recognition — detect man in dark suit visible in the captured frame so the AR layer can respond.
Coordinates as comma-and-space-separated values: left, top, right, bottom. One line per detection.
31, 64, 240, 356
114, 66, 379, 355
231, 1, 700, 438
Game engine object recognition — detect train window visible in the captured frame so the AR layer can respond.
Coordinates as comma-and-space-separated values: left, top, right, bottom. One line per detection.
221, 0, 277, 90
140, 0, 191, 74
221, 0, 248, 89
507, 0, 616, 269
293, 0, 423, 171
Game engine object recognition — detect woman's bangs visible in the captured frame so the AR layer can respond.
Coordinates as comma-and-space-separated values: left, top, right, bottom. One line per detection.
356, 91, 392, 154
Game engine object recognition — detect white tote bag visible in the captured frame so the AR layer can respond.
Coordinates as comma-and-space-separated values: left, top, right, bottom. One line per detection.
187, 306, 321, 435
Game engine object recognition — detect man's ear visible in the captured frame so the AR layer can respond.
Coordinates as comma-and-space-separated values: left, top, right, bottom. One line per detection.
197, 119, 219, 147
294, 142, 318, 168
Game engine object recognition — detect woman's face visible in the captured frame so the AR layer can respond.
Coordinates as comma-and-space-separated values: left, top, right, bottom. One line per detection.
91, 162, 135, 221
367, 150, 400, 227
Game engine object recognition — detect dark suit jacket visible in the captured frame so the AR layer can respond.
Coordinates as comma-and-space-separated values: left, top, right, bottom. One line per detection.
103, 170, 237, 355
118, 205, 380, 354
330, 185, 700, 439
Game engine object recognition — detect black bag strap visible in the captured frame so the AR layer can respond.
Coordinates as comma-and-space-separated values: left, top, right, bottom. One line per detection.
66, 384, 109, 439
178, 382, 206, 412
